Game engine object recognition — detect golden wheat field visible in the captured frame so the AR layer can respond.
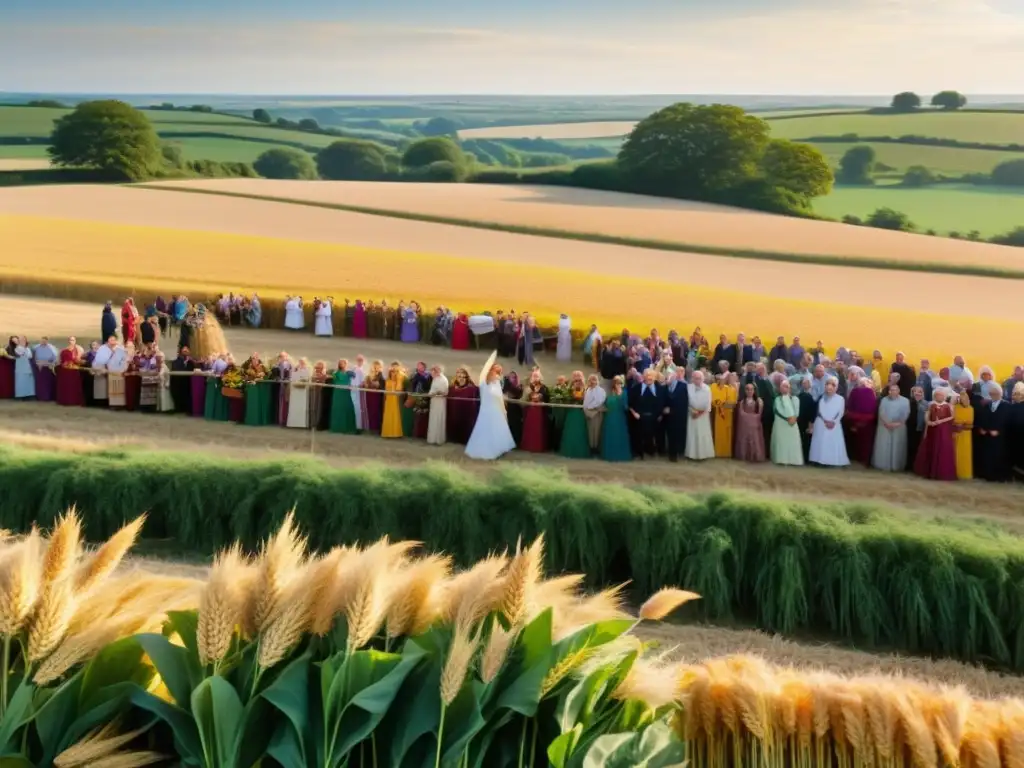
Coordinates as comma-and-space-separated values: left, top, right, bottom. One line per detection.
145, 179, 1022, 269
0, 185, 1022, 374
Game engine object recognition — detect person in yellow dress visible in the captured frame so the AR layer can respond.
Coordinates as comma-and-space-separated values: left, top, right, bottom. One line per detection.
381, 360, 407, 438
711, 370, 737, 458
952, 389, 974, 479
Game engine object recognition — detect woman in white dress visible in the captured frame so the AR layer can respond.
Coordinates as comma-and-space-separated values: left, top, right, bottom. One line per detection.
284, 296, 305, 330
350, 354, 366, 431
465, 352, 517, 460
426, 364, 449, 446
809, 377, 850, 467
556, 314, 572, 363
684, 370, 715, 460
287, 357, 311, 428
314, 299, 333, 337
156, 354, 174, 413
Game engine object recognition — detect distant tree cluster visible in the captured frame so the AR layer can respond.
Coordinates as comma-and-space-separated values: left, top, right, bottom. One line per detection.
27, 99, 68, 109
889, 90, 968, 111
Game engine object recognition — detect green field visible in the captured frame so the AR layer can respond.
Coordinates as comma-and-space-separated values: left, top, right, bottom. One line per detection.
814, 183, 1024, 236
807, 141, 1024, 175
0, 105, 352, 162
770, 110, 1024, 144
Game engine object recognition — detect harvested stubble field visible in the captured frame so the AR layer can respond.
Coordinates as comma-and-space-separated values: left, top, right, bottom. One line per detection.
2, 185, 1023, 374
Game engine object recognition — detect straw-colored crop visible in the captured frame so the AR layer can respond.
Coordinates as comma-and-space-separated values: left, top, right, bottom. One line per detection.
675, 654, 1024, 768
4, 195, 1024, 374
247, 510, 307, 635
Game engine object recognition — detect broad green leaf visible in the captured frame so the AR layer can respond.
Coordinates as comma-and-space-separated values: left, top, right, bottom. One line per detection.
544, 619, 634, 699
78, 636, 150, 709
548, 724, 583, 768
33, 674, 83, 758
487, 610, 556, 718
324, 648, 424, 766
266, 720, 305, 767
136, 633, 196, 709
0, 755, 35, 767
375, 644, 442, 768
0, 680, 35, 751
260, 653, 312, 766
128, 684, 204, 763
579, 720, 686, 768
192, 676, 245, 768
233, 696, 275, 768
441, 679, 486, 766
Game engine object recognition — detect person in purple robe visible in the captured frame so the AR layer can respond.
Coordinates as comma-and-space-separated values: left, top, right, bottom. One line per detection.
190, 359, 210, 418
401, 304, 420, 343
788, 337, 805, 369
352, 300, 368, 339
32, 337, 59, 402
274, 353, 293, 426
844, 377, 878, 465
81, 341, 99, 407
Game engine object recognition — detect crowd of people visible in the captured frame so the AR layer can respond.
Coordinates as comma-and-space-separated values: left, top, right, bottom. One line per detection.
3, 294, 1024, 482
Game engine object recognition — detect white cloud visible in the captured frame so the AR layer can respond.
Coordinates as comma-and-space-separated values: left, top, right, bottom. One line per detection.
1, 2, 1021, 94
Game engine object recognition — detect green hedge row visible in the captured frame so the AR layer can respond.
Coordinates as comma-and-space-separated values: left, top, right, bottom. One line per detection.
3, 446, 1024, 670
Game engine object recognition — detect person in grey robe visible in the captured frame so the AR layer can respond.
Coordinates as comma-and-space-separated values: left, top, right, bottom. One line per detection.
872, 383, 911, 472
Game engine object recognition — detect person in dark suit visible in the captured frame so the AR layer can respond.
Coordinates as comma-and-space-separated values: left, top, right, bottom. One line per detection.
663, 368, 689, 462
628, 368, 666, 459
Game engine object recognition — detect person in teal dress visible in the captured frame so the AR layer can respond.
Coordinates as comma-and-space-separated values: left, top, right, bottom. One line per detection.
242, 354, 271, 426
559, 370, 591, 459
601, 375, 633, 462
400, 375, 417, 436
329, 360, 358, 434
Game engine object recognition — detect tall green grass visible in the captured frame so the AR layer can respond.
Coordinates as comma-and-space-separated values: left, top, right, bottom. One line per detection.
4, 445, 1024, 670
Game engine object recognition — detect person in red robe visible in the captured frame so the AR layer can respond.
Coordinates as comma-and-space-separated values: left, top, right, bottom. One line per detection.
124, 343, 141, 411
844, 377, 878, 465
446, 367, 480, 444
56, 337, 84, 406
452, 313, 471, 351
520, 369, 550, 453
121, 299, 139, 345
914, 387, 958, 480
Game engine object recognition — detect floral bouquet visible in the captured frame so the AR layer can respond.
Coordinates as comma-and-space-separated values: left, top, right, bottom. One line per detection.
221, 367, 245, 398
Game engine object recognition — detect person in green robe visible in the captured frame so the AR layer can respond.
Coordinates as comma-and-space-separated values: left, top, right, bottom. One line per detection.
600, 376, 633, 462
559, 370, 591, 459
400, 375, 417, 436
242, 353, 271, 426
329, 360, 358, 434
770, 378, 804, 466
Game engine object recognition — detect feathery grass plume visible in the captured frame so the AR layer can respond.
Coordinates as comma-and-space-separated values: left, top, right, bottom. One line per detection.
996, 699, 1024, 768
89, 752, 168, 768
198, 543, 252, 667
309, 545, 355, 636
500, 535, 544, 627
258, 566, 315, 669
480, 623, 517, 684
440, 622, 480, 706
26, 577, 75, 662
74, 515, 146, 595
247, 511, 307, 635
443, 553, 508, 628
386, 554, 451, 639
612, 657, 684, 710
859, 679, 899, 761
926, 685, 971, 767
554, 582, 631, 640
532, 573, 585, 615
41, 510, 83, 588
575, 635, 644, 680
638, 587, 701, 622
341, 538, 404, 651
892, 687, 938, 768
55, 723, 149, 767
0, 530, 43, 636
962, 704, 1001, 768
540, 645, 599, 697
68, 574, 203, 637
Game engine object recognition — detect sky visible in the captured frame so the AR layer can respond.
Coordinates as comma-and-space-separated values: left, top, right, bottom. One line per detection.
2, 0, 1022, 95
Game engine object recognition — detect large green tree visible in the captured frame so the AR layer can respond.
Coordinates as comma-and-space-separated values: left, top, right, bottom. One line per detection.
401, 137, 467, 169
315, 139, 392, 180
836, 145, 877, 185
252, 108, 272, 123
759, 139, 833, 203
890, 92, 921, 112
48, 99, 161, 180
931, 90, 967, 110
253, 147, 318, 180
617, 103, 770, 197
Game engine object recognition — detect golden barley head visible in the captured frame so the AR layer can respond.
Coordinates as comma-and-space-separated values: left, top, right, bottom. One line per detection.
500, 535, 544, 628
440, 623, 480, 706
386, 554, 451, 639
75, 515, 146, 595
248, 511, 307, 634
638, 587, 701, 622
42, 510, 83, 589
0, 530, 43, 636
197, 543, 251, 667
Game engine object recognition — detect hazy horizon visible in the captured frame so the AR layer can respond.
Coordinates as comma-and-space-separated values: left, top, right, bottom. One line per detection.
2, 0, 1022, 94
